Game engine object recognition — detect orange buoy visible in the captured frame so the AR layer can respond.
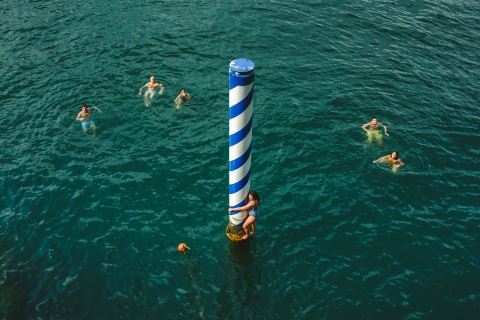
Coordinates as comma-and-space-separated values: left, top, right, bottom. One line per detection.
177, 243, 190, 253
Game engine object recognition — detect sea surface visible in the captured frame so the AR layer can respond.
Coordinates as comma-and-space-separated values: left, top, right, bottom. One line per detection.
1, 0, 479, 319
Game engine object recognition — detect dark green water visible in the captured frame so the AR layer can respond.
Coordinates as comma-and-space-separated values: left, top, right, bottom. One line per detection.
1, 0, 479, 318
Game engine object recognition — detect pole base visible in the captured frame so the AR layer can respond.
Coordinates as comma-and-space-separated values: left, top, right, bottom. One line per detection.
226, 222, 252, 242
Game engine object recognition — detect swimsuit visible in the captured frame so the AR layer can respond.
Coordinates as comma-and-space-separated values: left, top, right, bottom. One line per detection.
367, 129, 382, 139
146, 88, 156, 97
146, 84, 162, 96
81, 119, 95, 129
176, 96, 186, 104
248, 206, 259, 218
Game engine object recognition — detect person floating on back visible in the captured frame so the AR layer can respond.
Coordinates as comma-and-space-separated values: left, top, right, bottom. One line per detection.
76, 104, 101, 133
362, 117, 389, 144
374, 151, 404, 172
139, 76, 164, 107
174, 88, 191, 107
228, 191, 261, 240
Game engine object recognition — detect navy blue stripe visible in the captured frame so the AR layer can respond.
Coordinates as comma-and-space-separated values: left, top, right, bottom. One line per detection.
229, 86, 254, 120
229, 116, 252, 147
229, 195, 248, 209
229, 195, 249, 211
229, 169, 250, 194
229, 71, 254, 89
229, 145, 251, 171
235, 219, 247, 227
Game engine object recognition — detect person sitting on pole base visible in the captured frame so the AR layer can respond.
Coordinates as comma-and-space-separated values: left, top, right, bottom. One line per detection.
228, 191, 261, 240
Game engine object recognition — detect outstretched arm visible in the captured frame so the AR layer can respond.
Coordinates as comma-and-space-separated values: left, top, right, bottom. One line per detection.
373, 155, 388, 163
380, 123, 389, 136
159, 84, 164, 94
228, 201, 254, 212
362, 122, 370, 132
185, 93, 191, 100
139, 83, 147, 94
92, 106, 102, 113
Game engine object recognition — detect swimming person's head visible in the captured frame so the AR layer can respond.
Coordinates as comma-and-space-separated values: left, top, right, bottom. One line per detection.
82, 104, 89, 113
392, 151, 399, 160
249, 191, 261, 205
372, 117, 378, 125
180, 88, 185, 94
150, 76, 155, 82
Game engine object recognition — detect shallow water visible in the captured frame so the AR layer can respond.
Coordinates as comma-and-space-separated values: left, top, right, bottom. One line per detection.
1, 0, 479, 318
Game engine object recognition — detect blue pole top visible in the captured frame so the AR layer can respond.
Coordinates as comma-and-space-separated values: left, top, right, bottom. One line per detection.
229, 59, 255, 73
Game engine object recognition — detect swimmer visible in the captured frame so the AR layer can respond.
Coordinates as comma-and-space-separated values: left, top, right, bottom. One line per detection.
139, 76, 164, 106
228, 191, 261, 240
174, 88, 191, 106
373, 151, 404, 171
76, 104, 101, 133
362, 117, 389, 143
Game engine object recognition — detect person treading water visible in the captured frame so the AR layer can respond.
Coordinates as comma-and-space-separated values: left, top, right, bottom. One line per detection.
174, 88, 191, 108
373, 151, 404, 172
139, 76, 164, 106
76, 104, 101, 133
362, 116, 389, 143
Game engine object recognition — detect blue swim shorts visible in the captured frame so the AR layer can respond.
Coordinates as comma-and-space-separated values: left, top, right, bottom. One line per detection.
81, 119, 95, 129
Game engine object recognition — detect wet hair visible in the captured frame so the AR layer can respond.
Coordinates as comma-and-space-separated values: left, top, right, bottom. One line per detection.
249, 190, 261, 206
82, 104, 89, 112
372, 117, 377, 120
392, 151, 399, 160
180, 88, 185, 93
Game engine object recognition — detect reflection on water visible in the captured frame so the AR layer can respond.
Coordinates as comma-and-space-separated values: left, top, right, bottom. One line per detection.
214, 238, 261, 318
227, 237, 256, 267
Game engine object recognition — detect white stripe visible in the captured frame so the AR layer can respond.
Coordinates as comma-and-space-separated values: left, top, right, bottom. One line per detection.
229, 210, 248, 225
229, 99, 253, 135
229, 130, 252, 160
229, 83, 253, 107
229, 180, 250, 207
229, 156, 251, 185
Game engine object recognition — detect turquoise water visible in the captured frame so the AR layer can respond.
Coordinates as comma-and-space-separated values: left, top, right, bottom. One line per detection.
1, 0, 479, 318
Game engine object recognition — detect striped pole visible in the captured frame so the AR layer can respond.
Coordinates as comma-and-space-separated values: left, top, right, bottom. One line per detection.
228, 58, 255, 238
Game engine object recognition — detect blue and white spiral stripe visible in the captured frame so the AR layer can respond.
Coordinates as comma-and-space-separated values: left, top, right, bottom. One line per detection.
229, 59, 255, 226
